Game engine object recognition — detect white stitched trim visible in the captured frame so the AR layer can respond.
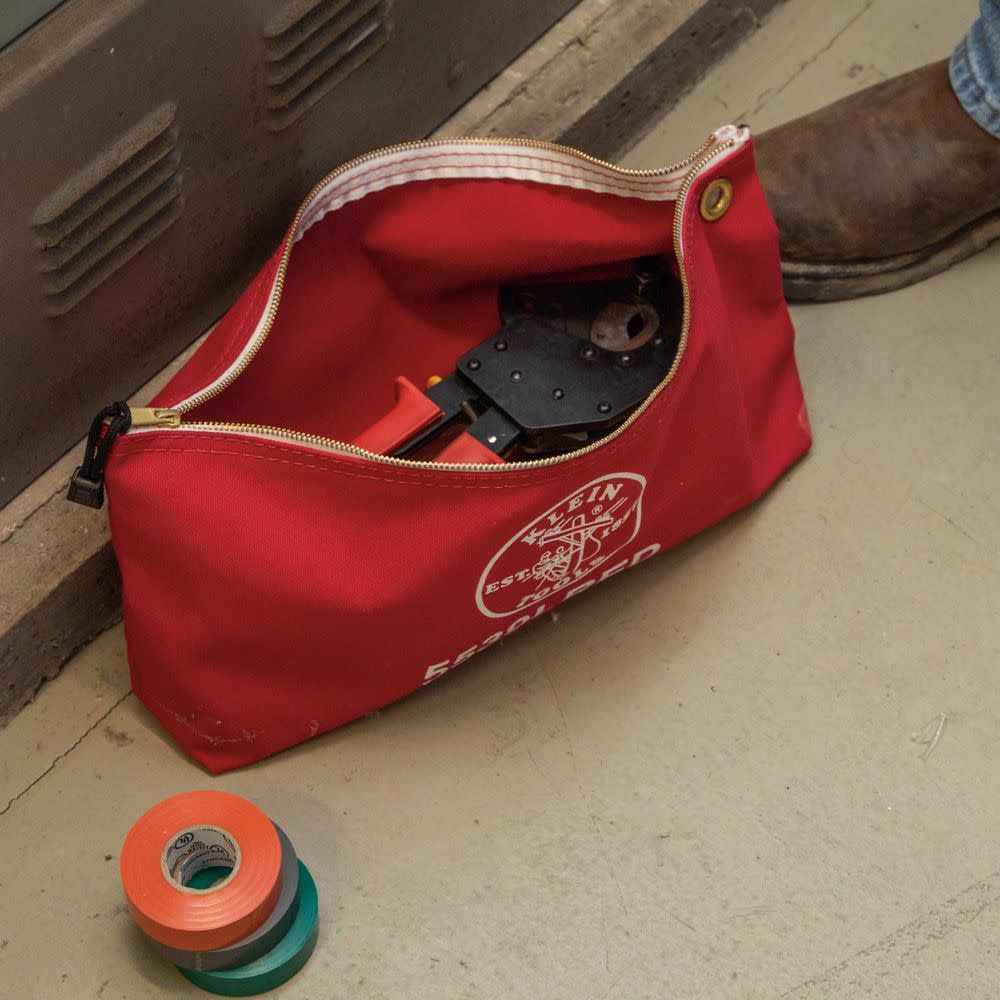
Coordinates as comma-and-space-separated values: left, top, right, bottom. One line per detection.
295, 133, 741, 237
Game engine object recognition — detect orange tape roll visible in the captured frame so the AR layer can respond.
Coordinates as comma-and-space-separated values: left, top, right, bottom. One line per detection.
120, 791, 282, 952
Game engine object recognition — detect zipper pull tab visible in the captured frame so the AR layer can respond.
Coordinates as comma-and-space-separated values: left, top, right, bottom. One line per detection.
67, 404, 182, 508
129, 407, 182, 428
67, 402, 132, 508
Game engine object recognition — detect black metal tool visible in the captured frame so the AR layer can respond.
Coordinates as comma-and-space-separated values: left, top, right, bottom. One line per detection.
385, 255, 682, 462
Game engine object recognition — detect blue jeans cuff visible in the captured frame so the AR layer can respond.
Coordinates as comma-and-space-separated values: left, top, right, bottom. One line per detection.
951, 36, 1000, 139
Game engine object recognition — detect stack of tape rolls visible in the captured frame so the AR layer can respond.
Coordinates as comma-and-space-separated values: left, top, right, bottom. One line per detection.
120, 790, 319, 996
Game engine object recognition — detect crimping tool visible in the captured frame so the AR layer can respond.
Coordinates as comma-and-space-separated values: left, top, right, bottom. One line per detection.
353, 256, 683, 464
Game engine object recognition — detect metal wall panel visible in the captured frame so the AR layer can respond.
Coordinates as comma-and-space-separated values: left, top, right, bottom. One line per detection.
0, 0, 67, 50
0, 0, 579, 506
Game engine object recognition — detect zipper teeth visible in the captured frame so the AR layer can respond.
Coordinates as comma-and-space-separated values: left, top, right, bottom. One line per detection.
171, 133, 736, 472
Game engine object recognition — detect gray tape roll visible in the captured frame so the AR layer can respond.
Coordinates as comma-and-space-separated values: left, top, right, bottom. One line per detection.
147, 822, 300, 972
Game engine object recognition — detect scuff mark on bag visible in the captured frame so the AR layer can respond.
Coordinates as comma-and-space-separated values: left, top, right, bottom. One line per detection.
167, 706, 254, 747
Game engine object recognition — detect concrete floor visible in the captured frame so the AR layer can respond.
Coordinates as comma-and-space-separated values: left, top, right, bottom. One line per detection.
2, 0, 997, 996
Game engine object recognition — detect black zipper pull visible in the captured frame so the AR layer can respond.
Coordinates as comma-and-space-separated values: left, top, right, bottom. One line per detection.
67, 402, 132, 509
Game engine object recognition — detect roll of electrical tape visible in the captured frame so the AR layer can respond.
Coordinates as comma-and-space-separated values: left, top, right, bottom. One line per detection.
179, 861, 319, 997
121, 791, 283, 952
147, 823, 299, 972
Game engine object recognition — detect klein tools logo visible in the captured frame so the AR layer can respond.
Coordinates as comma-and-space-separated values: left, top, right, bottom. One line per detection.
476, 473, 646, 618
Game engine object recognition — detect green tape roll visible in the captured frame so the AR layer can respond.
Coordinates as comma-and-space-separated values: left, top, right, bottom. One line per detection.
178, 861, 318, 996
187, 866, 233, 890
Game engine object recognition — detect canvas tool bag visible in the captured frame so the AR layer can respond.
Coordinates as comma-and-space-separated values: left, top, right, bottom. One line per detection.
70, 126, 811, 772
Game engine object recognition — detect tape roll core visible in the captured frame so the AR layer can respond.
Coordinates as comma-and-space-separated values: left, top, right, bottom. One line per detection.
121, 791, 282, 952
162, 824, 240, 892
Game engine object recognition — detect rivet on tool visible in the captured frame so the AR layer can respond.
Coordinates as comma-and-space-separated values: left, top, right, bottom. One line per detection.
652, 336, 664, 348
510, 370, 523, 382
618, 353, 633, 366
552, 388, 564, 399
494, 340, 508, 351
467, 359, 481, 371
487, 435, 498, 445
597, 401, 612, 414
581, 346, 596, 361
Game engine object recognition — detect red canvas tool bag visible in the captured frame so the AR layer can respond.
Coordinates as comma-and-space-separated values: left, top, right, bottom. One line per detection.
91, 127, 811, 772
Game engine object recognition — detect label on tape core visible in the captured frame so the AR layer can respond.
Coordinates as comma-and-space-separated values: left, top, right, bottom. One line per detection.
161, 824, 241, 894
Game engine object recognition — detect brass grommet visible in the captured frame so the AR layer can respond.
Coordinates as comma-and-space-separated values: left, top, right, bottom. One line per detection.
699, 178, 733, 221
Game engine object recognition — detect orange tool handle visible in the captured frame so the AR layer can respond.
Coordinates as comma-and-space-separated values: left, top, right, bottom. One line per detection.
351, 376, 443, 455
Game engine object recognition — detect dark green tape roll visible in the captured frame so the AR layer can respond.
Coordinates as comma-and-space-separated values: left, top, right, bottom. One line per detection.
179, 861, 318, 996
187, 866, 234, 890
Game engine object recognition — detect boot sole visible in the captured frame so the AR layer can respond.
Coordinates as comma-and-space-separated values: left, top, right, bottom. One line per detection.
781, 208, 1000, 302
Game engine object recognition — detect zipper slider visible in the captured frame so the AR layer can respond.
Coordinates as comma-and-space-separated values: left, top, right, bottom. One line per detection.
129, 407, 182, 427
66, 404, 180, 508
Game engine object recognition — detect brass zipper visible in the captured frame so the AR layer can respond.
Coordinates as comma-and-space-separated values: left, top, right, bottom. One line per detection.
130, 407, 181, 427
130, 133, 739, 471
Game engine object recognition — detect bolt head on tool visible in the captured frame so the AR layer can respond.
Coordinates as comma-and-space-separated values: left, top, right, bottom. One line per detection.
510, 370, 523, 382
467, 359, 481, 371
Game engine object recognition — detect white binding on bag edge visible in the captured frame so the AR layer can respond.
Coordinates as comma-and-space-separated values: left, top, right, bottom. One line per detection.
152, 126, 750, 420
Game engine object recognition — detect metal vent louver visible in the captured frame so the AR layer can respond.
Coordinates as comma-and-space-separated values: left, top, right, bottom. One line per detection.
32, 104, 182, 317
264, 0, 389, 132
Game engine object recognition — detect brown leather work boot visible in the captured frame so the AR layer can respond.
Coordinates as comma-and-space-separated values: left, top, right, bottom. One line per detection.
755, 60, 1000, 301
